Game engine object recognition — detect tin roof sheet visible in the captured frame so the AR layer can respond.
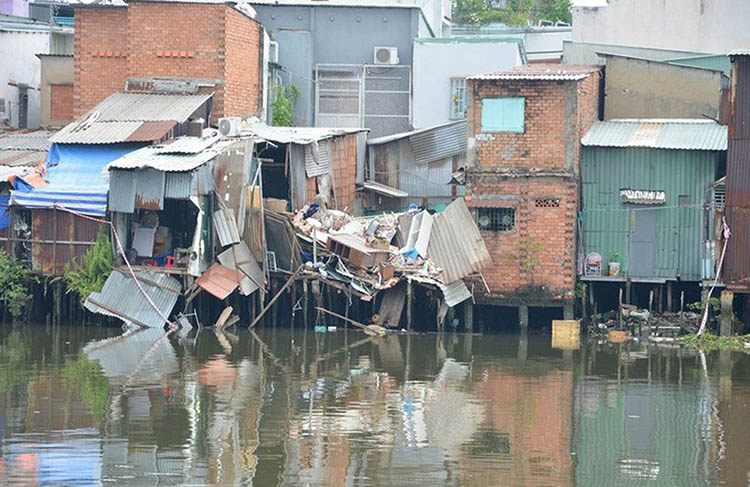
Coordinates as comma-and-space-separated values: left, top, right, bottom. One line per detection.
427, 198, 491, 283
196, 263, 241, 300
438, 279, 472, 307
582, 119, 727, 151
107, 146, 219, 172
156, 134, 222, 154
729, 48, 750, 56
468, 64, 600, 81
245, 123, 366, 145
51, 92, 212, 144
304, 140, 331, 177
84, 269, 182, 328
0, 150, 45, 167
217, 241, 263, 296
0, 130, 55, 151
410, 120, 467, 165
362, 180, 408, 198
214, 207, 241, 247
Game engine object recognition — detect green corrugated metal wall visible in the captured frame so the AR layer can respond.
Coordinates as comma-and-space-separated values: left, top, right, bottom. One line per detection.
582, 147, 720, 280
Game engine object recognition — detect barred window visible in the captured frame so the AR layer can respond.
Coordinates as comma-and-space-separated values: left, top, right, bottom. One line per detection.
477, 207, 515, 232
535, 198, 560, 208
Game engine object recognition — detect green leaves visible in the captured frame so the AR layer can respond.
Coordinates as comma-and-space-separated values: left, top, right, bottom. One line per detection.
0, 249, 38, 321
58, 229, 113, 303
271, 85, 300, 127
452, 0, 572, 26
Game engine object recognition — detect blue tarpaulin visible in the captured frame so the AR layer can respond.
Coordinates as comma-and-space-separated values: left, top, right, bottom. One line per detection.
0, 195, 9, 231
10, 143, 142, 217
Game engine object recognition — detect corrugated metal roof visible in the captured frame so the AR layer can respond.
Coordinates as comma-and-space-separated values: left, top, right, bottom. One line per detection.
246, 123, 366, 145
410, 120, 467, 165
427, 198, 491, 283
582, 119, 727, 151
157, 134, 222, 154
134, 168, 165, 210
51, 92, 212, 144
0, 130, 55, 151
468, 64, 600, 81
87, 92, 213, 122
304, 140, 331, 177
84, 269, 182, 328
438, 280, 472, 307
107, 140, 231, 172
108, 169, 136, 213
0, 150, 45, 167
164, 171, 193, 199
729, 48, 750, 56
363, 180, 408, 198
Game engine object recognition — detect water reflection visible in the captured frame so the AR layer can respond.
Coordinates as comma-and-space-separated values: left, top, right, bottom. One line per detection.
0, 324, 747, 486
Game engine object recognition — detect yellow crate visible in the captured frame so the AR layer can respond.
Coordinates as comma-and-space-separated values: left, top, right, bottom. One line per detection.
552, 319, 580, 350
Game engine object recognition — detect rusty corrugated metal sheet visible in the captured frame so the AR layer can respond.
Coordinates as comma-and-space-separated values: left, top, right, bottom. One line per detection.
725, 55, 750, 287
196, 263, 240, 300
31, 208, 104, 275
125, 121, 176, 142
427, 198, 491, 283
84, 269, 182, 328
134, 169, 165, 210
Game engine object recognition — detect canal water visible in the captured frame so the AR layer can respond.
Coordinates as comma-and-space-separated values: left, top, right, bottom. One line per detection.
0, 324, 748, 486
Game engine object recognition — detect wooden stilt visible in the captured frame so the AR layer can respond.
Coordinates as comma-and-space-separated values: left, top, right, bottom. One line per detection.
406, 279, 413, 331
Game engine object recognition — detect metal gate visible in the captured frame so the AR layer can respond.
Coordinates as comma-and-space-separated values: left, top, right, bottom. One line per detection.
315, 64, 411, 138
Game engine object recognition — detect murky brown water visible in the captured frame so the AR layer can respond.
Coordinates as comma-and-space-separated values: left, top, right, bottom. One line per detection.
0, 323, 748, 486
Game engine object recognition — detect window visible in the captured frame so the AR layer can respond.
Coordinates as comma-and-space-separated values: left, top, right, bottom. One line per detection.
449, 77, 467, 120
477, 207, 515, 232
481, 97, 525, 133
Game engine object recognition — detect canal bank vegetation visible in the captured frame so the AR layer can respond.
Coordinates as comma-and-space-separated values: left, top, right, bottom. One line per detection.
0, 250, 38, 321
55, 230, 112, 303
682, 332, 750, 352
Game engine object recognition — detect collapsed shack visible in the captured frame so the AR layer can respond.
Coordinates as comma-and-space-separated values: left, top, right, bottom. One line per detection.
245, 124, 368, 214
260, 197, 492, 331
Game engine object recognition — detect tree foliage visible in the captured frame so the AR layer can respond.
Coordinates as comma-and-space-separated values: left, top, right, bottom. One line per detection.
453, 0, 571, 26
58, 229, 112, 303
271, 85, 300, 127
0, 250, 38, 321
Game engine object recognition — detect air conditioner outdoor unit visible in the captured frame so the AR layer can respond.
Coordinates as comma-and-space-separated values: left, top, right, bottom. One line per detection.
373, 47, 399, 65
268, 40, 279, 64
218, 117, 242, 137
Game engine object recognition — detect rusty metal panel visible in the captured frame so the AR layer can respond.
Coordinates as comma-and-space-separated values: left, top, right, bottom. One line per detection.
427, 198, 491, 283
134, 169, 165, 210
217, 241, 262, 296
108, 169, 136, 213
731, 56, 750, 140
125, 121, 176, 142
726, 140, 750, 206
214, 139, 251, 226
30, 208, 103, 275
196, 263, 240, 300
724, 206, 750, 287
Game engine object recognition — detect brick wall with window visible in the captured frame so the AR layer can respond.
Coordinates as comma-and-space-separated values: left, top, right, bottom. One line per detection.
465, 66, 601, 300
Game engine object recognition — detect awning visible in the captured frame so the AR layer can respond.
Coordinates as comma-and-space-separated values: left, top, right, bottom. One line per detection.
10, 143, 142, 216
362, 180, 408, 198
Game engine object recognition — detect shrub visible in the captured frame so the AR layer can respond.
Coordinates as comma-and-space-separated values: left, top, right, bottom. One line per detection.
0, 250, 38, 321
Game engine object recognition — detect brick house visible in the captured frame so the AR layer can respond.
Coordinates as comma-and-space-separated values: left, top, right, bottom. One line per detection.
73, 0, 263, 123
465, 65, 601, 322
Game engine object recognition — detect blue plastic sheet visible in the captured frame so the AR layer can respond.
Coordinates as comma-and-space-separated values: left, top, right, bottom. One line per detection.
10, 143, 142, 216
0, 195, 9, 231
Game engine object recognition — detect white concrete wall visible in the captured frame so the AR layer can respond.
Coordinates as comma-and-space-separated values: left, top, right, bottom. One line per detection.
0, 31, 50, 129
412, 40, 521, 129
572, 0, 750, 54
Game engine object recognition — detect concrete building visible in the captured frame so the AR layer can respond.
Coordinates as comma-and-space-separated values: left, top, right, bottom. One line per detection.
0, 0, 27, 16
571, 0, 750, 55
599, 53, 727, 121
412, 37, 522, 129
73, 0, 264, 123
251, 0, 442, 137
451, 23, 572, 62
0, 14, 72, 129
465, 64, 602, 321
37, 53, 73, 127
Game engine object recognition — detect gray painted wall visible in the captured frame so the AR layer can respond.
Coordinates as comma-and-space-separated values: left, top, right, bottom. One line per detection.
603, 56, 723, 120
254, 4, 421, 133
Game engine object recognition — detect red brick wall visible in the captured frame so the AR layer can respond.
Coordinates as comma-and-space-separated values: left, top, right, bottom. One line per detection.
74, 7, 128, 116
466, 177, 577, 299
466, 73, 601, 299
50, 84, 74, 122
224, 7, 262, 119
328, 134, 358, 212
74, 3, 262, 122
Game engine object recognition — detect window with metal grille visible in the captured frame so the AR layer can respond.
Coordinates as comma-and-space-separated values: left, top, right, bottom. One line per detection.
476, 207, 515, 232
535, 198, 560, 208
449, 77, 467, 120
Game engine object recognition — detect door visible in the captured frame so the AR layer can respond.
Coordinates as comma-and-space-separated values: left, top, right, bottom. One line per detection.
629, 209, 658, 277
